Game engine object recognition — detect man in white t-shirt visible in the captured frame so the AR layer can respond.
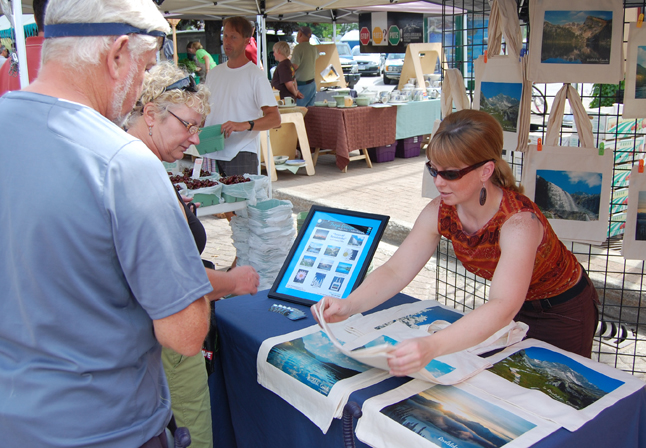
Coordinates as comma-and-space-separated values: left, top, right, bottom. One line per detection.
204, 16, 280, 176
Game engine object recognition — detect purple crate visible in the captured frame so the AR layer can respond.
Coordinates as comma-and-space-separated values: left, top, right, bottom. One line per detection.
367, 144, 396, 163
396, 136, 422, 158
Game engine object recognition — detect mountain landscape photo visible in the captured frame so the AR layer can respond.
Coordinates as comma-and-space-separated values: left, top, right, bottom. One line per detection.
541, 10, 613, 64
489, 347, 624, 410
381, 385, 535, 448
480, 82, 522, 132
535, 170, 602, 221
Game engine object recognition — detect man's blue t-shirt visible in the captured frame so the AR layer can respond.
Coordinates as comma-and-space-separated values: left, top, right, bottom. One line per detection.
0, 92, 212, 447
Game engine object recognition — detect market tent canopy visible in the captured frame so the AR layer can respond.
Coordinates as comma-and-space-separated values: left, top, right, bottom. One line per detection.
11, 0, 437, 23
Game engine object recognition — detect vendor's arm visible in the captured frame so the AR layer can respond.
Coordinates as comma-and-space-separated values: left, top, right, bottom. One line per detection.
153, 296, 210, 356
221, 105, 281, 137
204, 265, 260, 300
313, 198, 442, 323
387, 211, 543, 376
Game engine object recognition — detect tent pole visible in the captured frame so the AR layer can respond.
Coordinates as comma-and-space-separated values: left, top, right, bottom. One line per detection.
12, 0, 29, 88
332, 20, 337, 42
258, 14, 272, 196
167, 19, 180, 65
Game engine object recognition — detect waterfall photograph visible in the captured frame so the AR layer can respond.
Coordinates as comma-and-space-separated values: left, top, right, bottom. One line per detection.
535, 170, 602, 221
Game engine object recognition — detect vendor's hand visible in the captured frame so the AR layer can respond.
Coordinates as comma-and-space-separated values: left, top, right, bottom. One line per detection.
386, 336, 434, 377
311, 296, 353, 325
221, 120, 252, 138
295, 91, 304, 100
228, 265, 260, 296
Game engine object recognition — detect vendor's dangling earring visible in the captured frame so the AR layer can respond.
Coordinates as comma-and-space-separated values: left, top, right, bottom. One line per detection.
479, 183, 487, 206
148, 125, 153, 136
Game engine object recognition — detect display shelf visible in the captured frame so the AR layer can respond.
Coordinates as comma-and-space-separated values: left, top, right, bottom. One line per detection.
196, 200, 247, 217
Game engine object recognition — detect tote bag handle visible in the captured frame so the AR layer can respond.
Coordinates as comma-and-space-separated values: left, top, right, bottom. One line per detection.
544, 84, 595, 149
441, 68, 470, 118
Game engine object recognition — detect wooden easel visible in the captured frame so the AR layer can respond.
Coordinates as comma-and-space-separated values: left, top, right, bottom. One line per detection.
397, 43, 442, 90
314, 43, 347, 90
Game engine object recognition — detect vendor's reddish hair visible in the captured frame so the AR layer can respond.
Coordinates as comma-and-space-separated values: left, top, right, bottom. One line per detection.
427, 109, 522, 193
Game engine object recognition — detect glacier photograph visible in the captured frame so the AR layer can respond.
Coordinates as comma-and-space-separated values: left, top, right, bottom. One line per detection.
535, 169, 602, 221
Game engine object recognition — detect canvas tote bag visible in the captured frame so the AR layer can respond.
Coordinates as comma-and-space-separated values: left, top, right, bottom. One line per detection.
522, 84, 613, 245
474, 0, 532, 152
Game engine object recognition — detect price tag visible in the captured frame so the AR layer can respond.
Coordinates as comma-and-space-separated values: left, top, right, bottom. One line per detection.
191, 158, 203, 179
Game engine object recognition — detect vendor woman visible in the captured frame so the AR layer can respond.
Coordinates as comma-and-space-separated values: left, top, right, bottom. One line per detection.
313, 109, 599, 376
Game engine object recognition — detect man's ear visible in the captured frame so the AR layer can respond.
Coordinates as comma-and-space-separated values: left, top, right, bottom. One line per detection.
106, 35, 132, 81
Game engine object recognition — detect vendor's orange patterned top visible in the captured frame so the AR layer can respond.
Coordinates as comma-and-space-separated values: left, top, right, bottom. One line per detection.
438, 188, 581, 301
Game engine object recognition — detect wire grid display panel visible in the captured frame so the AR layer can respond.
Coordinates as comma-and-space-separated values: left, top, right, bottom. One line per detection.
437, 0, 646, 378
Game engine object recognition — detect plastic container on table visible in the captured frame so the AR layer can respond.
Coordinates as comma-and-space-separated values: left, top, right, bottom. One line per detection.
396, 135, 422, 158
367, 143, 396, 163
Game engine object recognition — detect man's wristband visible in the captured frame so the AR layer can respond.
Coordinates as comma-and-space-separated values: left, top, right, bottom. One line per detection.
248, 120, 255, 131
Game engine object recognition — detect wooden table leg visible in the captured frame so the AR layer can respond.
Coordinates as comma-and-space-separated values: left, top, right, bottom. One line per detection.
361, 148, 373, 168
313, 147, 321, 166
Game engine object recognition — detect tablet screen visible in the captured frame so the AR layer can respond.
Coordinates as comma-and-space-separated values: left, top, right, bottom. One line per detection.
268, 206, 389, 306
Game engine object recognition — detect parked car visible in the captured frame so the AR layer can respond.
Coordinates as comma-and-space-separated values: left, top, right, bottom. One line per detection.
382, 53, 405, 85
335, 42, 360, 89
351, 45, 383, 76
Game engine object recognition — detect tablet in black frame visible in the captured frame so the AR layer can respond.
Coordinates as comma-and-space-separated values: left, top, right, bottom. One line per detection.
268, 206, 390, 306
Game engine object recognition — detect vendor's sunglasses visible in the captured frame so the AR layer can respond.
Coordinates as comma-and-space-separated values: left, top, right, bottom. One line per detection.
167, 110, 202, 135
426, 159, 494, 181
163, 76, 197, 94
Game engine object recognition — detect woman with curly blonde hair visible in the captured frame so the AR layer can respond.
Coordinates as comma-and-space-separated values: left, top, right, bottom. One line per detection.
127, 62, 259, 448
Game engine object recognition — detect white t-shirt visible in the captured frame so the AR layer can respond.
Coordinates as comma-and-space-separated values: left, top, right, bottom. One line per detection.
204, 61, 277, 161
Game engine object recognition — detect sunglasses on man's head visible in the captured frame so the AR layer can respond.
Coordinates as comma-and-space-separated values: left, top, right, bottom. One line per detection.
425, 159, 494, 181
162, 76, 197, 94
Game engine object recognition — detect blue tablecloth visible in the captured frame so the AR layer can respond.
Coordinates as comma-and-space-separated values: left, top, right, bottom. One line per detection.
395, 99, 441, 140
209, 291, 646, 448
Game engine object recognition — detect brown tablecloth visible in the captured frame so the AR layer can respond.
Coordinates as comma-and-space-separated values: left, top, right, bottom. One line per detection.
304, 106, 397, 171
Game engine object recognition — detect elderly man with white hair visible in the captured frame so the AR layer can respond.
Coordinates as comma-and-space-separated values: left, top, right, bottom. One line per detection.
0, 1, 213, 447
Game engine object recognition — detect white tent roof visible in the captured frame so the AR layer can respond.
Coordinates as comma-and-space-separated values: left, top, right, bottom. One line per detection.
13, 0, 441, 23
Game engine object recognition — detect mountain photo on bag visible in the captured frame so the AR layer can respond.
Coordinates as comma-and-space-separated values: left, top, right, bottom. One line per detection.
480, 82, 522, 133
535, 169, 602, 221
541, 10, 612, 64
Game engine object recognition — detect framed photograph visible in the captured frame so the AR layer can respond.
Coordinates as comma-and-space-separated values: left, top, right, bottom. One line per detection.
622, 166, 646, 259
268, 206, 389, 306
623, 23, 646, 118
521, 145, 613, 244
527, 0, 623, 83
474, 55, 526, 151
